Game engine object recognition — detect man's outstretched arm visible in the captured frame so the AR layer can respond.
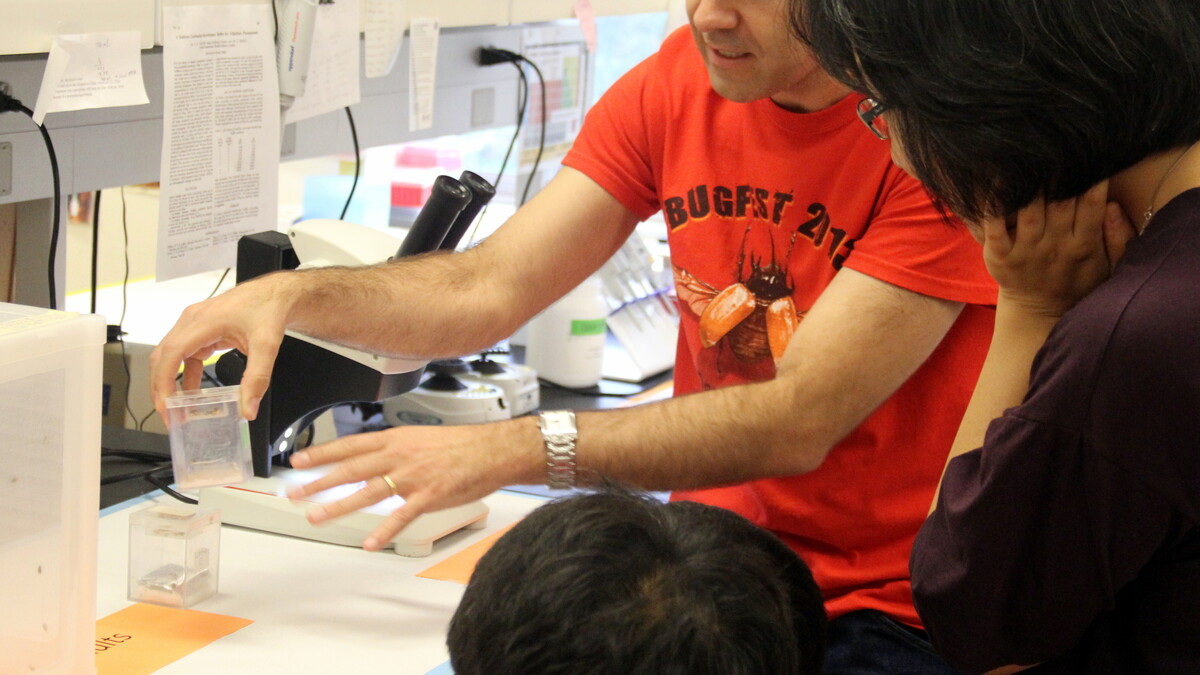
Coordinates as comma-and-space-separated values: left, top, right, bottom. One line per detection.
288, 266, 965, 549
149, 167, 641, 421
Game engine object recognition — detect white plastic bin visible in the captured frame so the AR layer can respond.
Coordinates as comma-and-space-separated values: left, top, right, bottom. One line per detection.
0, 302, 105, 675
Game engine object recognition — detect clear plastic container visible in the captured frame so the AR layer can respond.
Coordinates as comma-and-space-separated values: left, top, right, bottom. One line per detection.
128, 505, 221, 608
165, 386, 253, 490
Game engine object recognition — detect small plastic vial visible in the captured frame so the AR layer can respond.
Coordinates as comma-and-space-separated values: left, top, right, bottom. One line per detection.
128, 505, 221, 608
165, 385, 253, 490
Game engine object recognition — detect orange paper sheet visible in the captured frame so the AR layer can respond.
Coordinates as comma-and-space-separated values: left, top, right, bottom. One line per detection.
95, 603, 253, 675
416, 523, 518, 584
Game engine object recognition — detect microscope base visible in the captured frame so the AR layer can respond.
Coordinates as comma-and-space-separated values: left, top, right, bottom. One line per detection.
198, 468, 488, 557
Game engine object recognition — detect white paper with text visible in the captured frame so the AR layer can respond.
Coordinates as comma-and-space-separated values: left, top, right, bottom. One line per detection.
407, 18, 439, 132
157, 4, 280, 282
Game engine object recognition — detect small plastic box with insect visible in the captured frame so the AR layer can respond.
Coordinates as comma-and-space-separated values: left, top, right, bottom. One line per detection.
165, 385, 253, 490
128, 505, 221, 608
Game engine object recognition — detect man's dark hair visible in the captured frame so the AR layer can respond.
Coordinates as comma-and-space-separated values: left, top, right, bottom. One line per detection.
447, 488, 827, 675
792, 0, 1200, 222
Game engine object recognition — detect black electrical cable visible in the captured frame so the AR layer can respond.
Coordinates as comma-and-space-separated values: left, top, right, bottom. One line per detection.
36, 119, 60, 309
135, 366, 222, 433
102, 463, 172, 486
114, 192, 227, 433
494, 64, 530, 197
111, 187, 137, 429
514, 55, 548, 207
537, 378, 663, 398
119, 186, 131, 322
340, 106, 360, 220
146, 467, 199, 505
0, 92, 62, 309
101, 448, 171, 486
470, 48, 548, 210
102, 449, 171, 463
111, 186, 148, 431
90, 190, 102, 314
466, 63, 529, 246
136, 408, 157, 431
207, 268, 231, 300
108, 186, 178, 432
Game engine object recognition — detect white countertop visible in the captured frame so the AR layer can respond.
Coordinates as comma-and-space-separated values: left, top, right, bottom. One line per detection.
97, 490, 545, 674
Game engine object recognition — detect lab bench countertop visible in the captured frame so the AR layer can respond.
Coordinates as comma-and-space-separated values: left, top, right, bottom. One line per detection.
96, 490, 545, 674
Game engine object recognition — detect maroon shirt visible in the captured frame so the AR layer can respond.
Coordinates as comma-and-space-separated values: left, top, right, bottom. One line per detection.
912, 188, 1200, 673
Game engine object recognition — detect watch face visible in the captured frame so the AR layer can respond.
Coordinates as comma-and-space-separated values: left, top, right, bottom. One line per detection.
539, 411, 577, 434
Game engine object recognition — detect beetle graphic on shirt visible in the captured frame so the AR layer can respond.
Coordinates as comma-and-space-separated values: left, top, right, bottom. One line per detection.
676, 221, 806, 367
670, 190, 855, 385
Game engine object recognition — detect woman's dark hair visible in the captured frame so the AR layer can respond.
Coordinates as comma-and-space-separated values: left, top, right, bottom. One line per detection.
448, 487, 827, 675
792, 0, 1200, 222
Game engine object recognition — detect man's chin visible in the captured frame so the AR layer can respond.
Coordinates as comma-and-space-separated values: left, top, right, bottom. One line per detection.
706, 73, 765, 103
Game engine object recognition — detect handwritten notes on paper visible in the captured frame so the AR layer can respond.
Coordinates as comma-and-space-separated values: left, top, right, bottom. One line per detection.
32, 31, 149, 125
157, 4, 280, 282
283, 0, 362, 125
365, 0, 408, 78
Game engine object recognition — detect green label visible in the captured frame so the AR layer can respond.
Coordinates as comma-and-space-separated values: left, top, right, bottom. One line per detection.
570, 318, 607, 336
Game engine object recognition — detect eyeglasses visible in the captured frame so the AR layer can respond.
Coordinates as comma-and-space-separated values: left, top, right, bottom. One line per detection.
856, 97, 890, 140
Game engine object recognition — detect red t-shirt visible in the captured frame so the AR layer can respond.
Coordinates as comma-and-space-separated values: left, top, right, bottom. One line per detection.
563, 28, 997, 627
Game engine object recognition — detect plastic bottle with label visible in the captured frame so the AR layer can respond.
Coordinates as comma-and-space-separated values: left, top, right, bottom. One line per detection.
525, 276, 609, 388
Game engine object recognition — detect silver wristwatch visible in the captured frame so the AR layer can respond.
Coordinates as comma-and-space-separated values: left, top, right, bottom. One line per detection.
538, 410, 578, 489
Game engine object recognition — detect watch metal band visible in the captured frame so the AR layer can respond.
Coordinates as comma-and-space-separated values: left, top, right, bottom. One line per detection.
538, 410, 578, 489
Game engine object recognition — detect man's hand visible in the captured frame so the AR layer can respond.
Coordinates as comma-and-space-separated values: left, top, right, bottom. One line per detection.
285, 418, 544, 551
149, 273, 293, 423
980, 181, 1135, 320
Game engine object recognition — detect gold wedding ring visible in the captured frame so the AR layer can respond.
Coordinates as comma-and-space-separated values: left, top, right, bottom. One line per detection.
381, 475, 400, 497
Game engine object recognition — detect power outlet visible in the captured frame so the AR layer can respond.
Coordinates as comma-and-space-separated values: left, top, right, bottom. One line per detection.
280, 123, 297, 157
471, 87, 496, 128
0, 141, 11, 197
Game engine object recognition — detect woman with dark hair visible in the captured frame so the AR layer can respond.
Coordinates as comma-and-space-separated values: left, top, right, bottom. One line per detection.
792, 0, 1200, 672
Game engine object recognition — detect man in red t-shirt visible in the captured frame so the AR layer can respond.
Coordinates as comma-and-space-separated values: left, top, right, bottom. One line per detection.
151, 2, 995, 670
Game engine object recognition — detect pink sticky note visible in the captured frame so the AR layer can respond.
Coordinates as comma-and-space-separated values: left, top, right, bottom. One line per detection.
575, 0, 598, 52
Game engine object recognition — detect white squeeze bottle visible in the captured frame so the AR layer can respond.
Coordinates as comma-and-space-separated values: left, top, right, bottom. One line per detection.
526, 276, 609, 388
